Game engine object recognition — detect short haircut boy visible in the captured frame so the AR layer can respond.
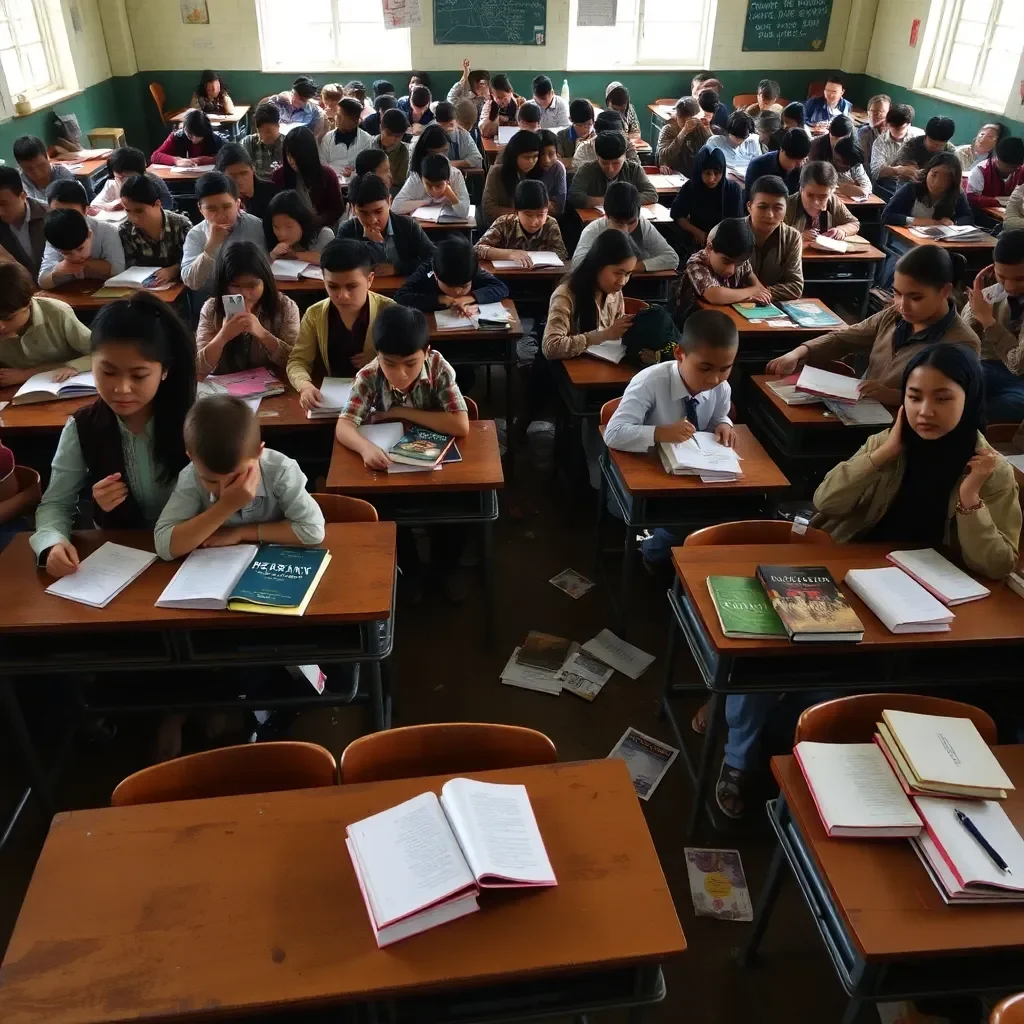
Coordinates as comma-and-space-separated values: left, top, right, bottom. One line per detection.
782, 101, 805, 125
345, 80, 367, 101
373, 79, 395, 98
119, 173, 161, 205
44, 208, 88, 250
216, 142, 251, 171
925, 116, 955, 142
339, 97, 363, 121
726, 111, 752, 139
373, 303, 429, 356
292, 76, 318, 100
996, 137, 1024, 166
375, 94, 398, 115
533, 74, 553, 96
698, 89, 720, 114
604, 180, 641, 221
825, 72, 845, 88
994, 229, 1024, 263
710, 217, 755, 261
0, 261, 35, 317
680, 308, 739, 353
421, 153, 451, 182
380, 108, 409, 135
12, 136, 46, 163
519, 102, 542, 123
828, 115, 853, 138
887, 103, 915, 127
514, 179, 548, 210
46, 179, 87, 207
410, 85, 431, 108
435, 100, 455, 123
749, 174, 789, 199
355, 148, 388, 177
322, 237, 373, 274
348, 171, 390, 206
0, 165, 24, 195
454, 99, 477, 126
321, 82, 343, 104
833, 137, 865, 167
569, 98, 593, 124
800, 160, 838, 188
594, 110, 624, 134
196, 171, 238, 202
491, 73, 512, 93
433, 235, 476, 284
254, 101, 280, 127
595, 131, 627, 160
108, 147, 147, 176
184, 395, 261, 474
781, 129, 811, 159
757, 79, 780, 101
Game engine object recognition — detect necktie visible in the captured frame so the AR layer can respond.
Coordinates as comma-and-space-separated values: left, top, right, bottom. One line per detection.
684, 396, 700, 427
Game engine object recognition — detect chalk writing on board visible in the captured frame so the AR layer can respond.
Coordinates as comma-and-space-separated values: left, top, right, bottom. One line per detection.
433, 0, 546, 46
742, 0, 834, 53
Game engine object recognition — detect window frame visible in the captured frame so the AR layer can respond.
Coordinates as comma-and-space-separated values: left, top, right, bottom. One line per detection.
0, 0, 62, 99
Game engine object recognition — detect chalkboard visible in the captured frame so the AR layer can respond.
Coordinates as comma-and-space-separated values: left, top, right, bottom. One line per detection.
742, 0, 834, 52
433, 0, 547, 46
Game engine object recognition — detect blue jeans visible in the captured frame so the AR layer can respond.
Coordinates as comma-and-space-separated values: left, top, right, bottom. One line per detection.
982, 359, 1024, 424
641, 528, 681, 565
723, 689, 838, 771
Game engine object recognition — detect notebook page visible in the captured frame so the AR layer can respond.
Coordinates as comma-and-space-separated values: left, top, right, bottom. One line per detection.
155, 544, 258, 609
796, 366, 861, 403
585, 340, 626, 363
410, 205, 443, 222
476, 301, 512, 321
887, 548, 990, 604
318, 377, 354, 410
581, 628, 654, 679
525, 251, 564, 266
271, 259, 306, 280
46, 543, 156, 608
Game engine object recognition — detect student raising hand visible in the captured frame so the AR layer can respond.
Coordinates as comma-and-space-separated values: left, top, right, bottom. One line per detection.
92, 472, 129, 512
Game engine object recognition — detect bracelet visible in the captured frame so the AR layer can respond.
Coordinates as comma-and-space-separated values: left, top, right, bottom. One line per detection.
257, 523, 263, 542
956, 498, 985, 515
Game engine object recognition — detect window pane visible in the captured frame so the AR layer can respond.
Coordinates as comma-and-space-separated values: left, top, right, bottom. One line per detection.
640, 21, 704, 60
978, 46, 1017, 98
10, 6, 41, 45
1, 47, 24, 93
964, 0, 994, 20
644, 0, 703, 20
945, 42, 981, 84
953, 18, 987, 46
996, 0, 1024, 28
0, 21, 13, 48
568, 23, 637, 68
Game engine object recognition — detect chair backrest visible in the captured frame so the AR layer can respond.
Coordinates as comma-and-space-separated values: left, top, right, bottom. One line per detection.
311, 493, 378, 523
339, 723, 557, 784
111, 741, 337, 806
807, 80, 825, 99
732, 93, 757, 110
623, 297, 650, 316
599, 397, 621, 426
991, 992, 1024, 1024
985, 423, 1020, 445
822, 360, 856, 377
795, 693, 998, 745
149, 81, 167, 119
465, 395, 479, 420
684, 520, 833, 546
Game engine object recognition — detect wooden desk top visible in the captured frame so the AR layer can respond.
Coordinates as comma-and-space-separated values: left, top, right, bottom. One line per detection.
327, 419, 505, 495
34, 280, 184, 310
801, 241, 886, 262
51, 157, 108, 177
560, 355, 637, 389
479, 259, 566, 280
146, 163, 206, 181
672, 542, 1024, 655
603, 423, 789, 497
419, 214, 476, 231
276, 275, 406, 297
773, 745, 1024, 961
579, 203, 671, 225
988, 206, 1006, 221
886, 224, 996, 251
843, 193, 885, 209
171, 104, 250, 125
703, 298, 843, 338
647, 102, 675, 119
752, 374, 848, 428
0, 759, 684, 1024
428, 298, 521, 339
0, 524, 396, 633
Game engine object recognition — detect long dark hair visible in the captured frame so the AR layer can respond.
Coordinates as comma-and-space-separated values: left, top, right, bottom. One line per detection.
565, 229, 638, 333
499, 129, 541, 201
894, 242, 967, 294
89, 294, 196, 483
212, 240, 281, 329
195, 70, 227, 103
265, 189, 318, 251
281, 126, 330, 209
914, 152, 964, 222
410, 124, 450, 177
182, 108, 216, 142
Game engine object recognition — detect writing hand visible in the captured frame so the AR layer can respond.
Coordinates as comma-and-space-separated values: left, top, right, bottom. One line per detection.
655, 419, 696, 444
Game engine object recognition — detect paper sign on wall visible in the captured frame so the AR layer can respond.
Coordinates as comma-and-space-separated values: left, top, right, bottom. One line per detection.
383, 0, 422, 28
577, 0, 617, 27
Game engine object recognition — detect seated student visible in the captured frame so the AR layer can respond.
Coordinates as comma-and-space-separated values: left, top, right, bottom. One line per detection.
362, 93, 396, 138
479, 74, 524, 139
803, 73, 853, 125
13, 135, 75, 203
892, 116, 956, 176
272, 76, 324, 135
516, 102, 543, 135
372, 79, 396, 100
956, 122, 1007, 174
117, 174, 191, 282
318, 82, 343, 139
833, 137, 873, 197
532, 75, 569, 129
192, 69, 234, 115
0, 165, 47, 281
398, 85, 435, 136
743, 128, 811, 201
318, 98, 373, 177
433, 101, 483, 170
265, 189, 335, 263
881, 152, 973, 228
869, 103, 923, 185
754, 110, 784, 154
216, 142, 281, 221
1005, 183, 1024, 232
150, 109, 224, 167
370, 107, 411, 192
573, 181, 678, 272
394, 235, 507, 319
785, 161, 861, 242
0, 432, 40, 550
569, 132, 658, 209
394, 145, 471, 221
90, 147, 175, 212
809, 114, 854, 163
965, 136, 1024, 210
31, 294, 195, 577
400, 71, 431, 105
964, 229, 1024, 421
242, 101, 285, 178
535, 130, 567, 216
604, 82, 641, 138
181, 172, 266, 291
0, 262, 91, 383
781, 101, 812, 139
743, 79, 784, 117
455, 98, 484, 155
475, 179, 568, 263
154, 393, 324, 561
672, 148, 744, 251
542, 229, 637, 360
856, 94, 891, 167
345, 80, 373, 120
573, 110, 641, 166
657, 97, 712, 177
768, 245, 980, 403
691, 73, 730, 131
271, 127, 345, 230
704, 111, 762, 178
339, 172, 436, 275
287, 238, 396, 410
744, 174, 803, 301
354, 147, 393, 194
39, 183, 125, 289
555, 99, 596, 159
448, 59, 491, 116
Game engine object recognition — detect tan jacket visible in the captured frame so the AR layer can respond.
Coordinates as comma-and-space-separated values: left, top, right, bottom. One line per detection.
541, 281, 624, 360
1004, 184, 1024, 233
196, 295, 300, 377
813, 429, 1021, 579
784, 193, 859, 234
961, 268, 1024, 373
0, 297, 92, 372
750, 219, 803, 301
655, 118, 711, 175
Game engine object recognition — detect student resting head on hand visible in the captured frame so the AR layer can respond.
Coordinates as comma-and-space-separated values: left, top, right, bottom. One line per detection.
265, 188, 335, 263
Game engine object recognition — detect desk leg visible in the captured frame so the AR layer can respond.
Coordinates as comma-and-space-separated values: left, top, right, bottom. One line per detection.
687, 689, 721, 839
483, 518, 495, 646
741, 835, 787, 965
370, 661, 386, 732
505, 346, 516, 484
0, 676, 54, 823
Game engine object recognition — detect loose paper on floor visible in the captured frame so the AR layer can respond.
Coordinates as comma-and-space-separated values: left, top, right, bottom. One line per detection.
500, 643, 578, 695
582, 629, 654, 679
608, 727, 678, 800
559, 650, 614, 701
683, 848, 754, 921
549, 568, 595, 599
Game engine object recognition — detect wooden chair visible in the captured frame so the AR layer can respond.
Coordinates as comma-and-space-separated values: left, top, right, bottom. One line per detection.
148, 82, 185, 125
311, 493, 378, 523
339, 723, 557, 784
684, 520, 832, 546
795, 693, 997, 746
985, 423, 1021, 446
807, 80, 825, 99
111, 742, 337, 806
465, 395, 479, 420
599, 397, 621, 426
732, 93, 757, 110
623, 297, 650, 316
992, 993, 1024, 1023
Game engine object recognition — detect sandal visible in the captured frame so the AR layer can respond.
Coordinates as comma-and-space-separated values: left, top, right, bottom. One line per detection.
691, 699, 711, 736
715, 758, 747, 820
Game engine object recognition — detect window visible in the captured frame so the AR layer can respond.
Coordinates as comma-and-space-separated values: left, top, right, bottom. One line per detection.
928, 0, 1024, 105
257, 0, 411, 73
567, 0, 715, 69
0, 0, 60, 99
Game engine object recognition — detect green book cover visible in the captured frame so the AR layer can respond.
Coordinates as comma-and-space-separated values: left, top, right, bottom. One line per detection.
732, 301, 786, 320
707, 576, 787, 638
778, 301, 844, 329
227, 545, 331, 616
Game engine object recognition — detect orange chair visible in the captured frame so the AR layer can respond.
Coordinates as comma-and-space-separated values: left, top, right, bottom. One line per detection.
148, 82, 185, 125
339, 723, 557, 784
111, 741, 337, 806
992, 993, 1024, 1023
311, 493, 378, 523
624, 296, 650, 316
684, 520, 832, 546
599, 396, 621, 426
465, 395, 479, 420
732, 93, 758, 110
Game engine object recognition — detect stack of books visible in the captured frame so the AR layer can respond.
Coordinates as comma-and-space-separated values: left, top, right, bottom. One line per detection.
658, 432, 743, 482
500, 631, 576, 694
355, 422, 461, 472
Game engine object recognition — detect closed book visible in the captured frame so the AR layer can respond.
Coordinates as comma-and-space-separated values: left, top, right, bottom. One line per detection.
779, 300, 844, 328
515, 631, 573, 672
885, 548, 990, 606
732, 301, 787, 320
388, 425, 455, 467
707, 576, 787, 639
844, 567, 954, 634
756, 564, 864, 642
227, 546, 332, 616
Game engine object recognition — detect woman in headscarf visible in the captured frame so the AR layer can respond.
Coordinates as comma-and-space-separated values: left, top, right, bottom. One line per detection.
669, 146, 743, 252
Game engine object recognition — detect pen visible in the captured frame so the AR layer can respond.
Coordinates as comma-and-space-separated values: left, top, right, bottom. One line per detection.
955, 809, 1011, 874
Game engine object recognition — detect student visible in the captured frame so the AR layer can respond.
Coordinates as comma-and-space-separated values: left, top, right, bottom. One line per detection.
181, 171, 266, 291
809, 114, 854, 163
833, 137, 873, 198
870, 103, 923, 184
657, 97, 711, 177
394, 235, 508, 319
569, 132, 658, 209
475, 179, 568, 263
401, 71, 432, 105
1005, 184, 1024, 232
338, 172, 436, 275
454, 99, 484, 154
671, 148, 744, 250
265, 189, 335, 263
447, 58, 491, 117
781, 101, 811, 139
743, 79, 783, 117
535, 130, 567, 216
605, 308, 738, 567
117, 174, 191, 281
354, 147, 392, 192
743, 128, 811, 201
242, 101, 285, 178
964, 229, 1024, 421
0, 433, 39, 549
573, 181, 678, 272
362, 94, 396, 137
530, 74, 568, 129
272, 76, 324, 135
0, 262, 91, 383
370, 108, 411, 191
555, 99, 595, 159
287, 238, 396, 410
956, 123, 1007, 173
394, 146, 471, 221
754, 110, 784, 154
344, 80, 373, 120
691, 74, 730, 130
744, 175, 803, 301
398, 85, 435, 135
803, 73, 852, 124
13, 135, 75, 203
856, 94, 891, 167
319, 83, 343, 139
605, 82, 641, 138
39, 190, 125, 289
892, 116, 957, 174
433, 101, 483, 170
191, 70, 234, 115
704, 111, 761, 177
90, 147, 175, 213
768, 245, 980, 402
881, 152, 973, 228
785, 161, 861, 242
0, 165, 47, 280
372, 79, 396, 101
572, 110, 641, 166
542, 230, 637, 359
965, 137, 1024, 210
480, 74, 524, 139
216, 142, 281, 221
31, 294, 196, 576
516, 102, 543, 135
271, 127, 345, 229
150, 109, 224, 167
318, 98, 373, 177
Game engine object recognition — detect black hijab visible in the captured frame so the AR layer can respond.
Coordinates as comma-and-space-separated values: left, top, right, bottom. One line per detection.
672, 146, 741, 234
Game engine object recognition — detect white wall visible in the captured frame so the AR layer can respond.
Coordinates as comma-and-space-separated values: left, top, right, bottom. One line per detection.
125, 0, 261, 71
58, 0, 112, 88
865, 0, 930, 87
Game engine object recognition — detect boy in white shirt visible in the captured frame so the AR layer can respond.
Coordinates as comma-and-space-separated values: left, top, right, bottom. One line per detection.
318, 98, 373, 179
572, 181, 678, 272
704, 111, 762, 178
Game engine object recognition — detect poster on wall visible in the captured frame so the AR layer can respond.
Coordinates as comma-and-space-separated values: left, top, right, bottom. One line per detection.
742, 0, 833, 52
383, 0, 423, 28
577, 0, 617, 27
180, 2, 210, 25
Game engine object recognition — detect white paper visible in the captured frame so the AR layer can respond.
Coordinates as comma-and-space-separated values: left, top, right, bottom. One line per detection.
608, 726, 677, 800
434, 301, 510, 331
795, 365, 861, 403
271, 259, 308, 281
646, 173, 685, 189
766, 319, 796, 327
982, 281, 1007, 304
499, 645, 571, 695
1007, 453, 1024, 473
810, 234, 848, 253
582, 629, 654, 679
13, 369, 96, 404
585, 340, 626, 363
577, 0, 617, 26
46, 542, 156, 608
382, 0, 422, 29
560, 649, 613, 686
105, 266, 160, 287
91, 208, 128, 224
155, 544, 258, 609
765, 380, 822, 406
304, 377, 354, 419
887, 548, 990, 605
845, 567, 953, 633
664, 433, 742, 479
497, 125, 520, 145
490, 251, 563, 269
411, 203, 475, 224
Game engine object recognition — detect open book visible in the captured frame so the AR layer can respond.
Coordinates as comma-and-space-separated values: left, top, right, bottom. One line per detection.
886, 548, 990, 606
271, 259, 324, 281
345, 779, 556, 947
585, 339, 627, 364
357, 421, 461, 473
434, 301, 511, 331
822, 397, 892, 426
659, 432, 742, 482
795, 365, 861, 404
104, 266, 173, 291
909, 224, 989, 241
490, 251, 563, 269
646, 173, 686, 190
306, 377, 353, 420
12, 369, 97, 405
197, 367, 285, 401
411, 204, 476, 223
844, 566, 954, 633
46, 542, 157, 608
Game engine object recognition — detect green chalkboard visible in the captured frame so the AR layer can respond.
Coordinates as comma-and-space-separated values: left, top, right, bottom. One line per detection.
742, 0, 834, 52
433, 0, 547, 46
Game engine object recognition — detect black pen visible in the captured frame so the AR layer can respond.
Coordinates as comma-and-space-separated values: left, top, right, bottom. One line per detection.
955, 809, 1011, 873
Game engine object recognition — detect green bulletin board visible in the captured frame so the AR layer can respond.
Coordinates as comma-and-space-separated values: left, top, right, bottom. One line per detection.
433, 0, 547, 46
742, 0, 834, 52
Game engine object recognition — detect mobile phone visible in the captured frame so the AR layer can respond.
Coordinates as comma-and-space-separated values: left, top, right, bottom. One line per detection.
222, 293, 245, 317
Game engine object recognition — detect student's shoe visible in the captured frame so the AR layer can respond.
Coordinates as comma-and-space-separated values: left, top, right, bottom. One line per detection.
715, 758, 747, 819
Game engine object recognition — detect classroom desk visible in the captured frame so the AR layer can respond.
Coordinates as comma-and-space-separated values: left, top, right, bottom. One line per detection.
145, 163, 206, 182
52, 156, 109, 197
663, 542, 1024, 836
416, 212, 476, 240
800, 240, 886, 317
647, 172, 686, 197
33, 279, 185, 313
844, 192, 885, 244
742, 747, 1024, 1024
0, 758, 685, 1024
171, 104, 250, 139
597, 425, 790, 631
884, 224, 996, 274
578, 203, 672, 226
327, 420, 504, 641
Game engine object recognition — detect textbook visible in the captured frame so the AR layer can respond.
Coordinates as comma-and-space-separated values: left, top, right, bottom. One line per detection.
411, 204, 476, 224
779, 300, 844, 328
909, 224, 989, 241
646, 173, 686, 190
270, 259, 325, 281
497, 125, 520, 144
822, 397, 892, 426
12, 369, 97, 405
433, 301, 511, 331
732, 301, 787, 320
490, 251, 563, 269
305, 377, 353, 420
659, 432, 742, 482
356, 422, 460, 473
388, 425, 456, 467
765, 375, 822, 406
885, 548, 990, 606
844, 567, 954, 633
46, 542, 157, 608
197, 367, 285, 401
756, 564, 864, 642
795, 365, 861, 404
585, 339, 627, 363
515, 631, 574, 672
104, 266, 173, 290
707, 575, 787, 638
345, 779, 556, 947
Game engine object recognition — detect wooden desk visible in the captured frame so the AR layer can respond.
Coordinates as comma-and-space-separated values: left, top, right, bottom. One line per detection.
479, 259, 565, 282
800, 241, 886, 318
647, 173, 686, 197
417, 213, 476, 239
701, 298, 845, 365
171, 104, 250, 139
578, 203, 671, 226
34, 280, 185, 314
885, 224, 995, 274
52, 156, 109, 197
0, 759, 685, 1024
552, 354, 637, 421
145, 163, 206, 182
989, 206, 1006, 221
